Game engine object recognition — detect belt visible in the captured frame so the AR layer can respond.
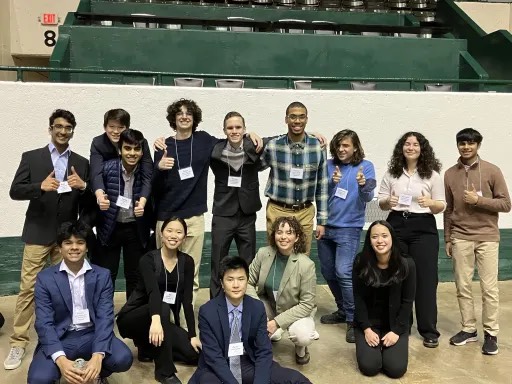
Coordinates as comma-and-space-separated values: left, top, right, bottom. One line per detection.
269, 199, 312, 211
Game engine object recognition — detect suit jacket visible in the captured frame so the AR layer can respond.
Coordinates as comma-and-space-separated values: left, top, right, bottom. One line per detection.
10, 146, 94, 245
210, 137, 263, 216
246, 246, 317, 330
353, 257, 416, 335
189, 293, 273, 384
34, 263, 115, 358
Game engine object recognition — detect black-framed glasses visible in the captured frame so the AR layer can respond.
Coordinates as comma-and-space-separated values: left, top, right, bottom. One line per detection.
51, 124, 74, 133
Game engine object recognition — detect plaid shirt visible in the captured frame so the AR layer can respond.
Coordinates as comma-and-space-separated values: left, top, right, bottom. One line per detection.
261, 133, 328, 225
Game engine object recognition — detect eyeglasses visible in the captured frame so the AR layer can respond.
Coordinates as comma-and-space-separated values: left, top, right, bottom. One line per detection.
287, 114, 307, 121
51, 124, 74, 133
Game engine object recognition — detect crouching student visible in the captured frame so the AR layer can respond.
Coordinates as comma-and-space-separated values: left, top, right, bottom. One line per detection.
117, 217, 200, 384
189, 256, 312, 384
27, 221, 133, 384
353, 220, 416, 379
246, 216, 319, 365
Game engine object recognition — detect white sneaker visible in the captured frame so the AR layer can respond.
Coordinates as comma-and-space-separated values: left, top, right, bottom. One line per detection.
4, 346, 25, 370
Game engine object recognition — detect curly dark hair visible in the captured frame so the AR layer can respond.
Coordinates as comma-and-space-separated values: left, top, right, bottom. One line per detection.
329, 129, 365, 166
166, 98, 202, 132
388, 132, 441, 179
268, 216, 307, 254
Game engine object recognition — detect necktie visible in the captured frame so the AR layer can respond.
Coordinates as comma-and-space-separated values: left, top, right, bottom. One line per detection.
229, 309, 242, 384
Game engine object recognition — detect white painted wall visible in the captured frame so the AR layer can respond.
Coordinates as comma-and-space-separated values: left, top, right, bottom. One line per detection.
1, 81, 512, 237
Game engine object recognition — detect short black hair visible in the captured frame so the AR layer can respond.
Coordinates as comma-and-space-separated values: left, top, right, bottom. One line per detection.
56, 221, 91, 246
285, 101, 308, 116
219, 256, 249, 280
103, 108, 130, 128
49, 109, 76, 128
161, 216, 188, 236
118, 129, 144, 149
166, 99, 202, 132
456, 128, 483, 144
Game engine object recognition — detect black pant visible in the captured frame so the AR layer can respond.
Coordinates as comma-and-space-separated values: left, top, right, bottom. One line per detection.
116, 304, 199, 380
197, 355, 312, 384
387, 211, 440, 339
92, 222, 145, 300
355, 327, 408, 379
210, 212, 256, 298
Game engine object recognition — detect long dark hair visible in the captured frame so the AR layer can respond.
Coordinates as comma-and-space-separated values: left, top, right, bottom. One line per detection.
268, 216, 307, 254
353, 220, 408, 287
329, 129, 365, 166
387, 132, 441, 179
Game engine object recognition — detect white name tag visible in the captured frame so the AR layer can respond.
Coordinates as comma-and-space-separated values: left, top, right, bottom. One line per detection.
335, 187, 348, 199
163, 291, 176, 304
228, 176, 242, 188
398, 194, 413, 206
477, 191, 483, 197
290, 167, 304, 179
228, 342, 244, 357
179, 167, 194, 180
116, 195, 131, 209
273, 290, 278, 301
57, 181, 72, 194
73, 308, 90, 324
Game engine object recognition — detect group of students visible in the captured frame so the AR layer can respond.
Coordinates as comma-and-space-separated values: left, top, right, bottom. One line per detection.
2, 98, 510, 384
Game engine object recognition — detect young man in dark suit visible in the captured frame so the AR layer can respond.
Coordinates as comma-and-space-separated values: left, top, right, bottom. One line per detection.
27, 221, 133, 384
189, 256, 311, 384
5, 109, 94, 371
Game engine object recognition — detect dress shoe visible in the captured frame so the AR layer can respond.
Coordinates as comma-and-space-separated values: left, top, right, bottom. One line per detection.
423, 337, 439, 348
159, 375, 182, 384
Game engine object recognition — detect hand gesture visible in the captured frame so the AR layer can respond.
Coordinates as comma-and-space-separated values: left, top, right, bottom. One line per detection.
55, 356, 84, 384
445, 242, 452, 258
332, 166, 341, 184
417, 190, 433, 208
67, 166, 85, 190
82, 353, 103, 383
134, 200, 145, 217
381, 331, 399, 347
41, 170, 59, 192
463, 183, 479, 205
364, 328, 380, 347
153, 136, 167, 151
149, 319, 164, 347
356, 166, 366, 186
158, 149, 175, 171
190, 336, 202, 353
389, 191, 399, 208
95, 191, 110, 211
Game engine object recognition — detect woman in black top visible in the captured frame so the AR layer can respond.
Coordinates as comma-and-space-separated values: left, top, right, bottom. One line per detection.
117, 217, 200, 384
353, 220, 416, 379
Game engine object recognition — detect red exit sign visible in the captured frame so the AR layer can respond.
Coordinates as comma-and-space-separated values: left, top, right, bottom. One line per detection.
41, 13, 58, 25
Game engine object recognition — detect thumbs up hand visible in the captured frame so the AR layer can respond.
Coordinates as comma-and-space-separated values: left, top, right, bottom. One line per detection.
41, 170, 60, 192
356, 165, 366, 186
417, 189, 433, 208
388, 191, 399, 208
134, 198, 146, 217
67, 166, 86, 190
158, 149, 175, 171
332, 165, 342, 184
463, 183, 479, 205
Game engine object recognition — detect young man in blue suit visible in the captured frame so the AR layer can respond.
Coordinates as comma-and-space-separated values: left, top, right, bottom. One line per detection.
27, 221, 133, 384
189, 256, 311, 384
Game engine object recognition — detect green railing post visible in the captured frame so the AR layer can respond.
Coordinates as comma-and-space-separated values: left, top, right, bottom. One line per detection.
16, 69, 23, 82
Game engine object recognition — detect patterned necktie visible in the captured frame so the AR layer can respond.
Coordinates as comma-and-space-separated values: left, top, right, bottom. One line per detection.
229, 308, 242, 384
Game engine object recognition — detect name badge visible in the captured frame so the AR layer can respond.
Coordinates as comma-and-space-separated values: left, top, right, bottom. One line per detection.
116, 195, 131, 209
477, 191, 483, 197
57, 181, 72, 194
398, 194, 413, 206
228, 342, 244, 357
228, 176, 242, 188
73, 308, 90, 324
335, 187, 348, 200
290, 167, 304, 180
163, 291, 176, 304
273, 290, 278, 301
179, 167, 194, 180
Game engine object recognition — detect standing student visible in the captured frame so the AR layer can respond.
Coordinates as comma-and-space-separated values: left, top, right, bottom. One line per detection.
444, 128, 510, 355
4, 109, 93, 371
378, 132, 445, 348
353, 221, 416, 379
317, 129, 376, 343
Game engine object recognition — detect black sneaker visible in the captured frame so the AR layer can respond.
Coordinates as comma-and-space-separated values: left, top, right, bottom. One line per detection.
346, 322, 355, 343
482, 332, 499, 355
320, 310, 346, 324
449, 330, 478, 346
423, 337, 439, 348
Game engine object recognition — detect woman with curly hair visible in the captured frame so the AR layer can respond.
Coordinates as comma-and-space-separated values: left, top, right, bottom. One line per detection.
378, 132, 445, 348
246, 216, 318, 365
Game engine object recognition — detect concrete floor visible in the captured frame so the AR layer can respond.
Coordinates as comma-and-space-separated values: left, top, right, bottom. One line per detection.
0, 282, 511, 384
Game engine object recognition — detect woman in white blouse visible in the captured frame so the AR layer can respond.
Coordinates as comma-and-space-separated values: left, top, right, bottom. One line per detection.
378, 132, 445, 349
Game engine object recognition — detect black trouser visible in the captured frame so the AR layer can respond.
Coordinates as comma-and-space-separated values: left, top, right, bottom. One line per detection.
387, 211, 440, 339
354, 327, 408, 379
116, 304, 199, 381
210, 212, 256, 298
92, 221, 145, 300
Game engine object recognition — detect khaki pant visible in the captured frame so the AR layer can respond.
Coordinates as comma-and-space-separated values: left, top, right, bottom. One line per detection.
451, 238, 499, 336
266, 202, 315, 256
10, 243, 61, 348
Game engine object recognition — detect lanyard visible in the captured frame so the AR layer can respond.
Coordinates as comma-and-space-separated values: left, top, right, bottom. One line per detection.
174, 135, 193, 171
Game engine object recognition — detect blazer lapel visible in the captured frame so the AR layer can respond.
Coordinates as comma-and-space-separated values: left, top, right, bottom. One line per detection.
41, 146, 55, 175
84, 269, 96, 322
54, 269, 73, 315
241, 296, 250, 344
211, 140, 226, 161
278, 253, 299, 293
243, 137, 259, 163
257, 248, 276, 293
217, 296, 230, 357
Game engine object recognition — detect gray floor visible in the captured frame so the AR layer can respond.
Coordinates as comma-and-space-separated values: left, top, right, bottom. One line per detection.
0, 282, 511, 384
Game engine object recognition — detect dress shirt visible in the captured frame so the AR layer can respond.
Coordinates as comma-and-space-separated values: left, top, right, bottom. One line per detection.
378, 169, 446, 213
226, 298, 243, 341
49, 143, 71, 182
117, 163, 136, 223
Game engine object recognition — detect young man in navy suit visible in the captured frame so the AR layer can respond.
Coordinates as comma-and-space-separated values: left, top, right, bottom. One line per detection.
27, 221, 133, 384
189, 256, 311, 384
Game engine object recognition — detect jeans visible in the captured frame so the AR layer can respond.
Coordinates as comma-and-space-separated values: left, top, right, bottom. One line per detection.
317, 226, 362, 322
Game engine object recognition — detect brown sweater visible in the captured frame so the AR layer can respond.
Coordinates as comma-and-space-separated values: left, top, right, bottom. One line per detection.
444, 158, 511, 242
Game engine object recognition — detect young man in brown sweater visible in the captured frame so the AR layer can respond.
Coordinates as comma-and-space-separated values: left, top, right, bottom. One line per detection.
444, 128, 511, 355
